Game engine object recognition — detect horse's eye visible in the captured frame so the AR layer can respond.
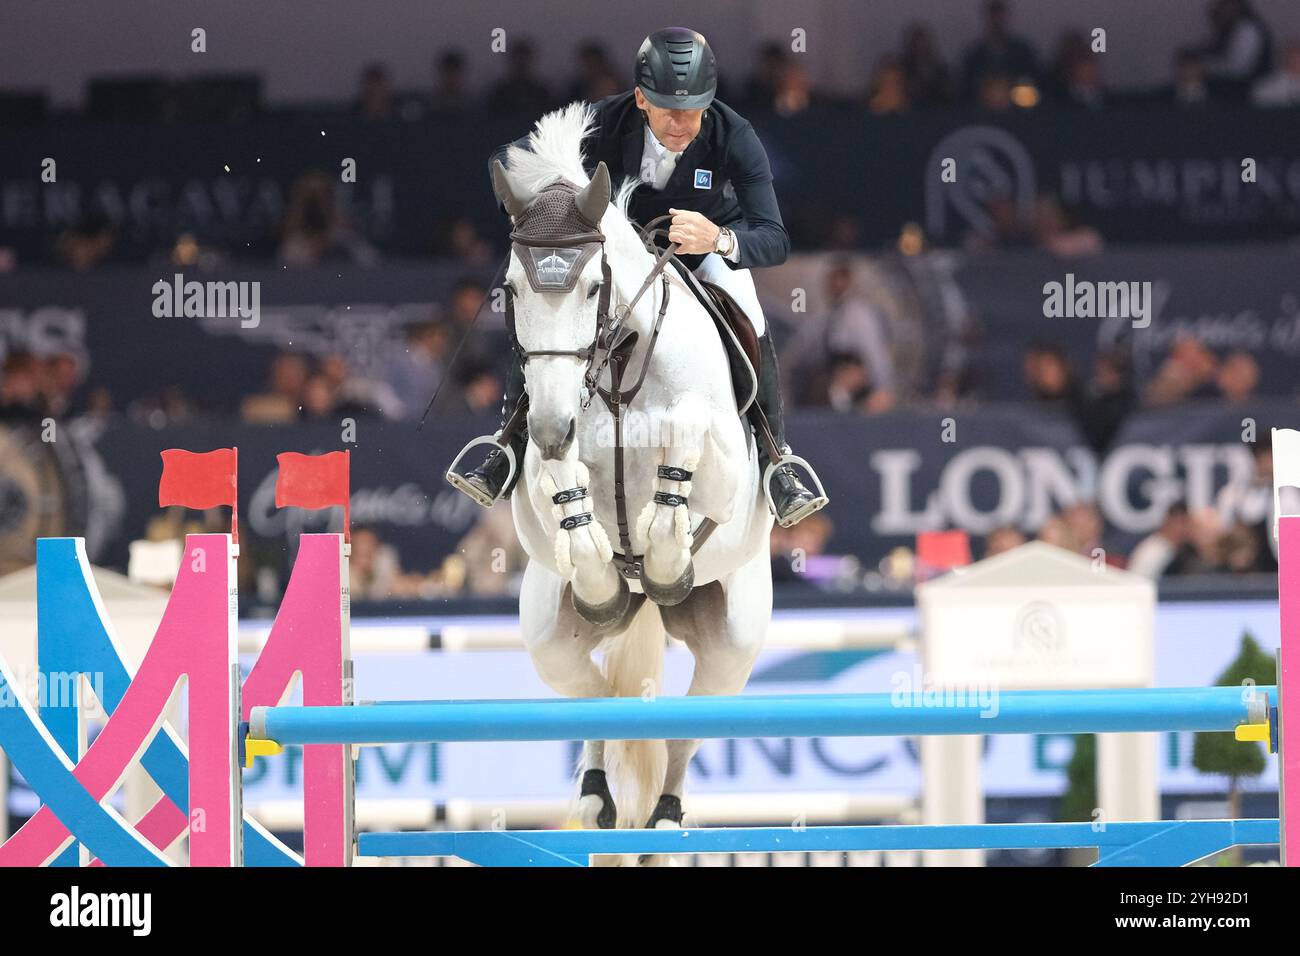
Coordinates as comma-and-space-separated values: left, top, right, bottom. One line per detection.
587, 283, 602, 299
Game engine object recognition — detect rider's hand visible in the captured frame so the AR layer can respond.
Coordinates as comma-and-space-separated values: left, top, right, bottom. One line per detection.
667, 208, 722, 255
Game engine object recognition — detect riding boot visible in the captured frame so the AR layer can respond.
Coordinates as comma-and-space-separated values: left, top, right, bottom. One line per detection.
751, 333, 829, 528
445, 349, 529, 508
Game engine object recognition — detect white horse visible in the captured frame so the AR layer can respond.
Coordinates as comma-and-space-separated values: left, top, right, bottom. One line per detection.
494, 104, 773, 845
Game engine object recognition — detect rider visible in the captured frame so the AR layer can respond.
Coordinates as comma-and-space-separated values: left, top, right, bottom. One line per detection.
447, 26, 828, 528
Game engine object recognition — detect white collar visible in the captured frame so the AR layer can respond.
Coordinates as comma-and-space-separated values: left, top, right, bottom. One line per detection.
643, 124, 680, 159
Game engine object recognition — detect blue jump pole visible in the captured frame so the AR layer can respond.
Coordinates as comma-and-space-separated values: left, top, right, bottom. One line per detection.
248, 685, 1272, 746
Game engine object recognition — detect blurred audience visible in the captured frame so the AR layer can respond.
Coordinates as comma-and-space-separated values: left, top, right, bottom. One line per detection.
355, 63, 395, 120
278, 172, 380, 267
961, 0, 1041, 100
1252, 38, 1300, 106
488, 39, 552, 113
430, 50, 471, 112
899, 24, 953, 108
783, 259, 897, 413
1191, 0, 1274, 99
865, 57, 911, 115
566, 41, 620, 102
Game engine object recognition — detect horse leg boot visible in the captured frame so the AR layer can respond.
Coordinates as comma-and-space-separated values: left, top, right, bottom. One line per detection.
539, 455, 629, 627
637, 397, 709, 607
445, 349, 529, 507
753, 332, 829, 528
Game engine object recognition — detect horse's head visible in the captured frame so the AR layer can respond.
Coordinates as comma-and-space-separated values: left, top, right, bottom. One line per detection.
492, 159, 612, 460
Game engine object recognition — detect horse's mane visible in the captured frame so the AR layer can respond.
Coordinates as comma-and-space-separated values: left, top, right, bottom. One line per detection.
505, 101, 640, 224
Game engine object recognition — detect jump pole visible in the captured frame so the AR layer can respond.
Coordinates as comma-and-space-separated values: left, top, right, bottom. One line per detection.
248, 686, 1271, 747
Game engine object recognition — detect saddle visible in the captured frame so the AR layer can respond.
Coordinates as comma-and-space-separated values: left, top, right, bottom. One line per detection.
668, 259, 759, 416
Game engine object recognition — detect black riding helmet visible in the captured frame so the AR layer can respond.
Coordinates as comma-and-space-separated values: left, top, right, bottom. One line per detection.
634, 28, 717, 110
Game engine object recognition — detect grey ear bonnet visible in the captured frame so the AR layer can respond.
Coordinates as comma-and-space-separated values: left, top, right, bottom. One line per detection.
501, 164, 612, 293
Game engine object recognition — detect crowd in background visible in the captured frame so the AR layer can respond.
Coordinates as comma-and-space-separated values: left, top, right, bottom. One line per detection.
2, 0, 1297, 595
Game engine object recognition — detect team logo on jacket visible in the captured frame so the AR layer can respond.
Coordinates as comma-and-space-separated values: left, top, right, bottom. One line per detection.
693, 169, 713, 189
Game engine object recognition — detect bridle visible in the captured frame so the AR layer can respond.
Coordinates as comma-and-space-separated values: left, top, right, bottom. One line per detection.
507, 183, 677, 412
507, 181, 715, 578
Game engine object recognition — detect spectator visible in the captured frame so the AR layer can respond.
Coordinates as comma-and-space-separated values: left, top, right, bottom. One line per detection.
318, 354, 398, 418
1023, 341, 1135, 453
457, 361, 504, 415
1036, 514, 1078, 551
241, 352, 309, 423
1063, 501, 1108, 561
1044, 29, 1091, 101
0, 352, 43, 421
299, 372, 338, 420
1058, 50, 1106, 109
961, 0, 1040, 100
865, 56, 911, 115
1220, 520, 1276, 573
1034, 196, 1103, 257
983, 525, 1027, 558
1022, 340, 1076, 401
430, 50, 472, 112
1165, 50, 1211, 107
385, 319, 451, 420
1215, 441, 1277, 569
1075, 347, 1136, 453
1253, 38, 1300, 106
1192, 0, 1274, 99
55, 214, 117, 271
1216, 350, 1259, 403
449, 503, 527, 597
355, 63, 395, 120
974, 71, 1015, 111
488, 39, 552, 114
1128, 502, 1193, 578
772, 59, 820, 117
278, 172, 380, 267
350, 526, 428, 600
566, 41, 620, 103
40, 350, 82, 418
1144, 337, 1219, 406
784, 259, 897, 413
743, 42, 789, 110
430, 214, 494, 264
900, 23, 953, 108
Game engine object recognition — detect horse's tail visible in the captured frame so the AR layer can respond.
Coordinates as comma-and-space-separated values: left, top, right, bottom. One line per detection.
600, 600, 667, 829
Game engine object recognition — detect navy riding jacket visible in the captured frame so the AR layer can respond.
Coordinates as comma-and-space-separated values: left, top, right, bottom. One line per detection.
491, 91, 790, 272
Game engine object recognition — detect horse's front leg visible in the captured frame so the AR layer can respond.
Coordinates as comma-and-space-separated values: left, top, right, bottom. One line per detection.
538, 452, 628, 626
637, 396, 715, 606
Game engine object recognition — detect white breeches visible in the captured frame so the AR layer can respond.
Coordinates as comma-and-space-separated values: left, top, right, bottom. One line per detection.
692, 253, 766, 338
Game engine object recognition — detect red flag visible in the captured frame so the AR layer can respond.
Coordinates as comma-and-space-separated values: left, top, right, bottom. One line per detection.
158, 447, 238, 541
276, 451, 351, 540
916, 530, 971, 582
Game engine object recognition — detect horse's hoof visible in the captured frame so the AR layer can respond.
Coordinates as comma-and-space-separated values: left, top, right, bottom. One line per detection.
579, 769, 617, 829
572, 576, 631, 628
641, 563, 694, 607
639, 794, 685, 865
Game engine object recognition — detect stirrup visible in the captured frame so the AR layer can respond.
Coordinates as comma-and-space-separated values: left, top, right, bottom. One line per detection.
445, 434, 518, 508
763, 452, 829, 528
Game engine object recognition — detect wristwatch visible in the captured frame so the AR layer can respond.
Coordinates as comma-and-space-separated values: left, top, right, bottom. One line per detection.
714, 227, 735, 257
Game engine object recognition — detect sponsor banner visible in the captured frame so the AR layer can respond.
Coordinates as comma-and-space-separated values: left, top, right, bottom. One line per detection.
0, 398, 1290, 573
4, 110, 1299, 259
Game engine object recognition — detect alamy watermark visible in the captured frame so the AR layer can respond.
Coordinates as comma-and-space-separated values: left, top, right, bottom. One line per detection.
152, 273, 260, 328
1042, 273, 1151, 329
